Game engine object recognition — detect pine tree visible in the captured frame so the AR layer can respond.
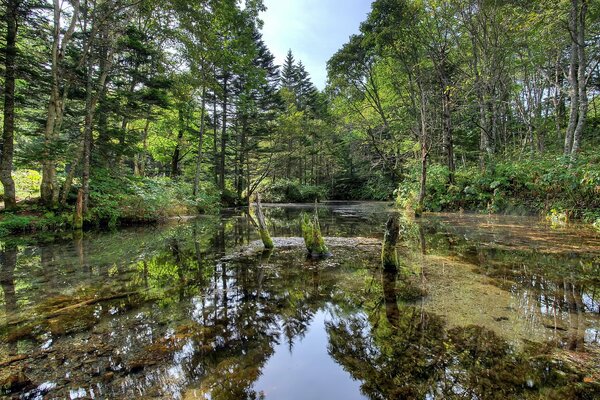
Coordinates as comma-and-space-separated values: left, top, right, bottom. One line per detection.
280, 49, 297, 90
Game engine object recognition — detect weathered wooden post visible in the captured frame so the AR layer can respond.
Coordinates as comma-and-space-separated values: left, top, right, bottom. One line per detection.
73, 188, 84, 230
255, 193, 274, 249
381, 214, 400, 271
301, 201, 331, 258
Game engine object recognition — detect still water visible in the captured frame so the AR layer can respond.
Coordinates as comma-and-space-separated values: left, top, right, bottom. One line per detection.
1, 202, 599, 399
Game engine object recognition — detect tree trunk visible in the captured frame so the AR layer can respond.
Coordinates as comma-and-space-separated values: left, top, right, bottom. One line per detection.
255, 194, 273, 249
564, 0, 579, 155
73, 188, 84, 230
417, 92, 428, 215
171, 106, 185, 178
81, 36, 115, 214
1, 0, 18, 210
382, 214, 400, 271
442, 87, 455, 184
137, 113, 151, 177
41, 0, 81, 208
220, 76, 228, 191
193, 86, 207, 197
59, 141, 84, 206
571, 0, 588, 156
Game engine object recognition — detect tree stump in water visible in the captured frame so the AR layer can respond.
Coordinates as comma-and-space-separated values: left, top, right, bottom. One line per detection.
382, 214, 400, 271
301, 202, 331, 258
255, 194, 274, 249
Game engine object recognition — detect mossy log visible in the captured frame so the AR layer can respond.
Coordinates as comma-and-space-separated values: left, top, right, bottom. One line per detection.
382, 214, 400, 271
301, 203, 331, 258
255, 194, 274, 249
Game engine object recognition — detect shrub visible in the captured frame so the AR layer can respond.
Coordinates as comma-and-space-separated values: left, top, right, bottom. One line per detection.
87, 170, 219, 227
396, 153, 600, 219
261, 180, 328, 203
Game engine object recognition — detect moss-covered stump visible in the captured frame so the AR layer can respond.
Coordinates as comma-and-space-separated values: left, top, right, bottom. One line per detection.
300, 208, 331, 258
254, 194, 274, 250
381, 214, 400, 271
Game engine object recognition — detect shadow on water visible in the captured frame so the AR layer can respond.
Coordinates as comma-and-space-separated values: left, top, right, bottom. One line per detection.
0, 203, 598, 399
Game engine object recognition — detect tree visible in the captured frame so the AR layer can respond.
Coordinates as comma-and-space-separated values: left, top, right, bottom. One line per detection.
0, 0, 20, 209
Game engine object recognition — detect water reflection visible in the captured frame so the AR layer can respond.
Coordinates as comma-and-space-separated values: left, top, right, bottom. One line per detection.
0, 205, 598, 399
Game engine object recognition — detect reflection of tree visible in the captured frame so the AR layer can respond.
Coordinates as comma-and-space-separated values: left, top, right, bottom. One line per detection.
0, 244, 18, 316
326, 270, 593, 400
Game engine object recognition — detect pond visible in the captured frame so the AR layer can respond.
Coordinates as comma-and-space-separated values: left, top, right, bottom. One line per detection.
1, 202, 599, 399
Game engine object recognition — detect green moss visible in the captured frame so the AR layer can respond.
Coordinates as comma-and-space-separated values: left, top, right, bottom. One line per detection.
300, 213, 330, 257
259, 229, 274, 249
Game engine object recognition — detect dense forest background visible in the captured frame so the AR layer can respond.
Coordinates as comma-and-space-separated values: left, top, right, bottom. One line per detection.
0, 0, 599, 231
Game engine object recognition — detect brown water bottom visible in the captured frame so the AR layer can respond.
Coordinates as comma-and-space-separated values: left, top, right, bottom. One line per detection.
0, 203, 599, 399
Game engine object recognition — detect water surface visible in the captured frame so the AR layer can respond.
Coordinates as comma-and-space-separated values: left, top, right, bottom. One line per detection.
1, 202, 599, 399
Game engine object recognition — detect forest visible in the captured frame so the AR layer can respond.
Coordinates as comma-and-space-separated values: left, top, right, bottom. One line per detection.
2, 2, 600, 399
0, 0, 599, 234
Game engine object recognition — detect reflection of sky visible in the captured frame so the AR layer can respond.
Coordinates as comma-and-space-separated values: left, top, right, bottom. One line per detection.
253, 308, 366, 399
261, 0, 373, 90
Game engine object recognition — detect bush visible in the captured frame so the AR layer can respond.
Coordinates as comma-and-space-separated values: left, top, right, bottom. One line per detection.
0, 169, 41, 200
396, 154, 600, 219
0, 211, 71, 237
87, 170, 219, 227
261, 180, 328, 203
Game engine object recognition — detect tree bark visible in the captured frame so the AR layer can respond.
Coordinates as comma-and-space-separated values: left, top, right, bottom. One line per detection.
82, 31, 116, 214
171, 106, 185, 178
417, 91, 428, 214
137, 113, 151, 177
382, 214, 400, 271
41, 0, 81, 208
571, 0, 588, 156
564, 0, 579, 155
255, 194, 273, 249
193, 86, 207, 196
441, 87, 455, 184
1, 0, 19, 210
220, 76, 229, 191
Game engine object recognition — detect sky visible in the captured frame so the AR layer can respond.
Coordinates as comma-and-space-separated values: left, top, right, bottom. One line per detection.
260, 0, 373, 90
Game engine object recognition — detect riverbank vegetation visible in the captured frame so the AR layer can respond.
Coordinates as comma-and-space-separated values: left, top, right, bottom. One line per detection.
1, 0, 599, 235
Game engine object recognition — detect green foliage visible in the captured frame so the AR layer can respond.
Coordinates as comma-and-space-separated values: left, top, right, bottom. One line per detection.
397, 154, 600, 219
261, 180, 328, 203
0, 211, 71, 237
300, 212, 330, 257
87, 170, 219, 227
0, 170, 41, 200
0, 214, 35, 236
331, 173, 395, 201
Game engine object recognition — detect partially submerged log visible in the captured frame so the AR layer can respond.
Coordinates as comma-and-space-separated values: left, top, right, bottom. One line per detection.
301, 202, 331, 258
255, 194, 274, 249
382, 214, 400, 271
